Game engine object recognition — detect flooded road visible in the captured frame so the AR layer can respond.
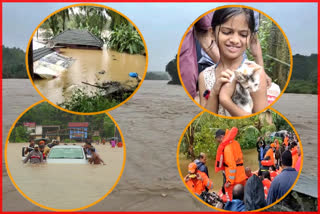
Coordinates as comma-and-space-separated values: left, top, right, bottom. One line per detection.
179, 148, 259, 192
34, 47, 146, 104
5, 143, 124, 210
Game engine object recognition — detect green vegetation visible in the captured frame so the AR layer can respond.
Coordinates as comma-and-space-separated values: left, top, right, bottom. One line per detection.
58, 88, 131, 113
180, 111, 292, 159
9, 102, 116, 142
145, 71, 170, 80
2, 46, 27, 78
9, 126, 30, 142
247, 15, 290, 89
38, 6, 144, 55
40, 6, 128, 40
107, 24, 145, 54
286, 54, 317, 94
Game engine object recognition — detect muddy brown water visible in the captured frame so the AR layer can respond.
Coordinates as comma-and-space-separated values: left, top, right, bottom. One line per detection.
3, 80, 317, 211
179, 148, 259, 192
34, 47, 146, 104
5, 143, 124, 210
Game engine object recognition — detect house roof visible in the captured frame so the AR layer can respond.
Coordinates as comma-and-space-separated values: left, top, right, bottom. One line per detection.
51, 29, 104, 48
33, 47, 54, 62
68, 122, 89, 127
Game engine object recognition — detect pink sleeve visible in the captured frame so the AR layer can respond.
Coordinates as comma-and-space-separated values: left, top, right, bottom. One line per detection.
179, 29, 198, 98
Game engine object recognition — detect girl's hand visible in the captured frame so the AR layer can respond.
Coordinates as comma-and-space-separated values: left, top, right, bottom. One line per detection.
219, 75, 237, 99
212, 69, 234, 95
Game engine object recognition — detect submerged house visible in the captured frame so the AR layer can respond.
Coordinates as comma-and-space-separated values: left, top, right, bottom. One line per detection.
50, 29, 104, 49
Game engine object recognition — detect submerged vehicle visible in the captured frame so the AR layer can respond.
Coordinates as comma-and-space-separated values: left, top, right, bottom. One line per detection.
46, 145, 88, 164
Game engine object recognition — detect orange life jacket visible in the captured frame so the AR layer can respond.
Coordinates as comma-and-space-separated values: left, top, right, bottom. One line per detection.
291, 146, 298, 168
262, 179, 271, 199
270, 170, 280, 181
117, 142, 123, 147
215, 127, 238, 172
185, 171, 213, 196
283, 136, 289, 146
264, 148, 275, 166
224, 139, 247, 185
261, 159, 273, 167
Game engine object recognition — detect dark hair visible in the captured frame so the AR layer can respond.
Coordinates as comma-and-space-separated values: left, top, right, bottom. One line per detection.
215, 129, 225, 138
244, 175, 266, 210
261, 171, 271, 181
90, 147, 96, 152
211, 7, 255, 53
233, 184, 244, 201
212, 7, 255, 33
281, 150, 292, 167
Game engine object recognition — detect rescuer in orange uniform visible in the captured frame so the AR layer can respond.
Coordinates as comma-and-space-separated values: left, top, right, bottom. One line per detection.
184, 162, 213, 196
290, 142, 299, 168
215, 129, 247, 202
264, 143, 276, 167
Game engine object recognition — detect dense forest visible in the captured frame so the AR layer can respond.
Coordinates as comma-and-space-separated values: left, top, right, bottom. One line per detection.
9, 102, 116, 142
285, 54, 318, 94
180, 111, 293, 160
2, 46, 27, 78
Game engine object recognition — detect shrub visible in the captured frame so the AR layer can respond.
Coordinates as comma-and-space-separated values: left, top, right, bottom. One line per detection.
107, 24, 145, 55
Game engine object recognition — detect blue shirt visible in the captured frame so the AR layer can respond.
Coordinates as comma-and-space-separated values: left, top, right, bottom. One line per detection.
225, 199, 247, 211
267, 168, 298, 205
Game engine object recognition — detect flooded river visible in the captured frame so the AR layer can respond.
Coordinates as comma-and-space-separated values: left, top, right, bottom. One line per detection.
5, 143, 124, 210
3, 80, 317, 211
34, 47, 146, 104
179, 148, 259, 192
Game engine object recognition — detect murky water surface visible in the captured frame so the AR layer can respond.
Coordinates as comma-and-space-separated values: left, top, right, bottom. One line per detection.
34, 47, 146, 104
6, 143, 124, 210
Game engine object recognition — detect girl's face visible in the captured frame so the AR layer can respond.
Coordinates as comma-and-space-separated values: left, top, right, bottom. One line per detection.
215, 13, 251, 60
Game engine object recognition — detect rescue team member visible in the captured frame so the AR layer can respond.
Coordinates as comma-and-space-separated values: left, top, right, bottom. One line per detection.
267, 150, 298, 204
215, 129, 247, 202
23, 144, 43, 164
283, 135, 289, 149
261, 171, 271, 200
290, 142, 299, 168
264, 143, 276, 167
184, 162, 213, 196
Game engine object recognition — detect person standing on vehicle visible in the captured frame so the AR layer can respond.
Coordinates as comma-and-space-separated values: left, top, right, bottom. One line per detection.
23, 144, 43, 164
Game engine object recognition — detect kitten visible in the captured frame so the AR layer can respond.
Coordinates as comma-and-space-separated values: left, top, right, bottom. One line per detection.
230, 60, 261, 113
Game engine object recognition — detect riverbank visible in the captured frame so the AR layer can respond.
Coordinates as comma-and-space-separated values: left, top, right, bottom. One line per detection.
2, 79, 317, 211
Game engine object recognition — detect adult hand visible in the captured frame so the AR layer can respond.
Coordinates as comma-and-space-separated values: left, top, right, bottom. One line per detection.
184, 175, 190, 182
212, 69, 234, 96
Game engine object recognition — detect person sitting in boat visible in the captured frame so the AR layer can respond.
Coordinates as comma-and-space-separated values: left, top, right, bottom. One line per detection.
23, 144, 43, 164
184, 162, 213, 198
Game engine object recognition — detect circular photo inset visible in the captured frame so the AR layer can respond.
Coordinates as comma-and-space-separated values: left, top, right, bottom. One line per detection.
26, 3, 147, 113
178, 5, 292, 118
177, 110, 302, 211
5, 101, 125, 211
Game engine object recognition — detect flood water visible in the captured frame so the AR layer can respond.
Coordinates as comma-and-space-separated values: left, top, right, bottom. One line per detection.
179, 148, 259, 192
34, 47, 146, 104
6, 143, 124, 210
